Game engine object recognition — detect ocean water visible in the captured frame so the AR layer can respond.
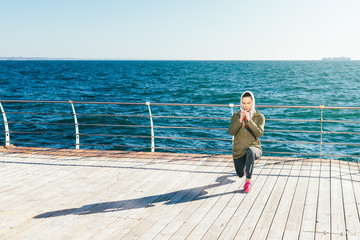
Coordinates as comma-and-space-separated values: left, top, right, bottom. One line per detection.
0, 60, 359, 161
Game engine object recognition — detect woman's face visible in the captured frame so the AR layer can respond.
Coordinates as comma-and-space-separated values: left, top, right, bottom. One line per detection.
242, 96, 253, 112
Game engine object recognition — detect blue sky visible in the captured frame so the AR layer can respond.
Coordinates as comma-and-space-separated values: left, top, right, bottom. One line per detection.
1, 0, 359, 60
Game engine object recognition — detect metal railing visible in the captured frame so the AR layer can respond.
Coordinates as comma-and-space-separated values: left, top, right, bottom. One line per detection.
0, 100, 359, 160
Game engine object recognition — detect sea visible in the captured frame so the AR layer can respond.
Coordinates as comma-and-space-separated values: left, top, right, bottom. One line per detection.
0, 60, 359, 161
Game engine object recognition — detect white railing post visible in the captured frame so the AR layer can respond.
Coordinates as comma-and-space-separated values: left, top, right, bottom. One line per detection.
229, 103, 234, 141
0, 102, 10, 146
320, 105, 324, 160
146, 102, 155, 152
69, 100, 80, 150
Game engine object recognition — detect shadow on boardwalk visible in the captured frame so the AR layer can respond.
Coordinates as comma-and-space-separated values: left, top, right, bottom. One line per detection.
34, 174, 240, 219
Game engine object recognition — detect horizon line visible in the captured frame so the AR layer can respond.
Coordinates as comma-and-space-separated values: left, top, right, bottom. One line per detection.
0, 57, 357, 61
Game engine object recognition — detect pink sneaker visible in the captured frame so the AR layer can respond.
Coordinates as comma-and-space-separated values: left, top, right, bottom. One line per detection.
243, 182, 251, 193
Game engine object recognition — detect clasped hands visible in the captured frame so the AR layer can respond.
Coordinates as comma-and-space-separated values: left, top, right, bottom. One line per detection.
240, 111, 251, 123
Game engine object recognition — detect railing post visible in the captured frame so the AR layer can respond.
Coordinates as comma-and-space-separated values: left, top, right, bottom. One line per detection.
320, 105, 324, 160
229, 103, 234, 141
69, 100, 80, 150
146, 102, 155, 152
0, 102, 10, 146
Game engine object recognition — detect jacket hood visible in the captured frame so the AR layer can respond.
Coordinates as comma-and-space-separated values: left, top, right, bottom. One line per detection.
240, 91, 256, 118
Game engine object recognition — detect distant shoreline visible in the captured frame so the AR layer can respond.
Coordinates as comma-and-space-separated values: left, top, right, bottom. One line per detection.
321, 56, 351, 61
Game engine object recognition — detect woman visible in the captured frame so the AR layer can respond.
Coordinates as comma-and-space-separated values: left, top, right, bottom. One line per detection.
228, 91, 265, 193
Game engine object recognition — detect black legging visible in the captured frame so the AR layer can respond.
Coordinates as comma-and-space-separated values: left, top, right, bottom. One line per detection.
233, 147, 261, 179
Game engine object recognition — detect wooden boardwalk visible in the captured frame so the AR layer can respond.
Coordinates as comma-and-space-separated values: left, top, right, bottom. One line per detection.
0, 146, 359, 240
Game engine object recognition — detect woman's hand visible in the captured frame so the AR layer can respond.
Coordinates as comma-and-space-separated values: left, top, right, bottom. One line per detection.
241, 111, 250, 121
240, 111, 246, 122
244, 111, 251, 121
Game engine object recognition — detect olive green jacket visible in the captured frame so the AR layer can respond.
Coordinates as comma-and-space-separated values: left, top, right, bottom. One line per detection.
228, 109, 265, 159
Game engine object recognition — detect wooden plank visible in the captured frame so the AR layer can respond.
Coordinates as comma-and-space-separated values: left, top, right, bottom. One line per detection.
315, 158, 331, 240
171, 175, 239, 240
27, 153, 196, 239
0, 156, 32, 183
148, 159, 234, 239
203, 156, 270, 240
171, 157, 275, 240
0, 155, 97, 236
329, 159, 346, 239
265, 157, 303, 240
282, 157, 312, 239
348, 160, 360, 240
76, 155, 222, 240
64, 170, 194, 238
198, 157, 272, 239
210, 156, 273, 239
340, 160, 360, 240
0, 160, 115, 239
298, 158, 320, 240
118, 156, 229, 240
0, 154, 94, 206
49, 167, 177, 239
0, 152, 163, 239
233, 156, 289, 239
248, 157, 295, 240
180, 157, 265, 240
0, 154, 49, 188
83, 155, 226, 239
